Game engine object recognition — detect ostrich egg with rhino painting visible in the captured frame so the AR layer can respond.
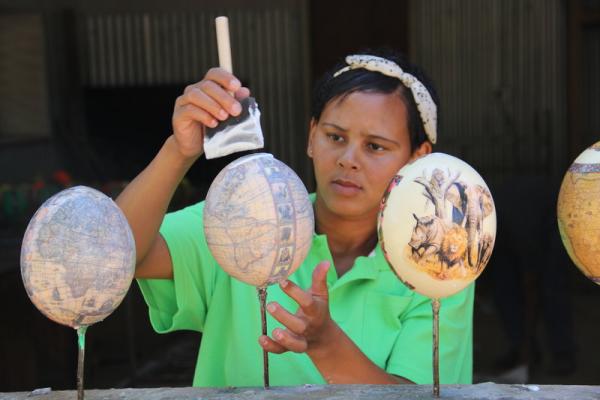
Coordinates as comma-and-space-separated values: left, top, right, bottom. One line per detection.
203, 153, 314, 288
377, 153, 496, 299
557, 141, 600, 285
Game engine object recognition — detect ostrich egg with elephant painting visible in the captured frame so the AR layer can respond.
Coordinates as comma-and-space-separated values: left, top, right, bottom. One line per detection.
557, 141, 600, 285
203, 153, 314, 288
378, 153, 496, 299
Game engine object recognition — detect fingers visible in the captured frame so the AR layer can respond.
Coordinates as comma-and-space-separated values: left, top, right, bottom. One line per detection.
178, 85, 229, 122
173, 101, 219, 129
203, 67, 251, 110
234, 87, 251, 101
310, 261, 331, 298
205, 68, 250, 101
279, 279, 316, 312
258, 335, 287, 354
204, 67, 241, 92
179, 81, 240, 120
279, 261, 330, 315
267, 302, 307, 335
259, 329, 308, 353
176, 67, 250, 127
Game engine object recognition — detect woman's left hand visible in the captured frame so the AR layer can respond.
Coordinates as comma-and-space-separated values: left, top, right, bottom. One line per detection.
259, 260, 410, 384
259, 261, 338, 355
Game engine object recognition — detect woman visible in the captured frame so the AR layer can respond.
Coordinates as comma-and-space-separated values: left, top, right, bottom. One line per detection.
116, 49, 473, 386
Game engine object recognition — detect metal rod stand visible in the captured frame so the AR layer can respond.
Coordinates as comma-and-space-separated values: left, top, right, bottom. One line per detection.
76, 326, 88, 400
432, 299, 441, 397
257, 287, 270, 388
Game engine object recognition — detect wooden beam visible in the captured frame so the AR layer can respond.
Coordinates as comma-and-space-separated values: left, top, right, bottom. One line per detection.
567, 0, 583, 159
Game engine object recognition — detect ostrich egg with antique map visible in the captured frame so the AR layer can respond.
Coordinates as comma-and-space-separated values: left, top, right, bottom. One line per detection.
20, 186, 136, 328
203, 153, 314, 288
378, 153, 496, 299
557, 141, 600, 285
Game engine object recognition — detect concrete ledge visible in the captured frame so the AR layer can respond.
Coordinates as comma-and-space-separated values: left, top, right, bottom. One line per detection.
2, 383, 600, 400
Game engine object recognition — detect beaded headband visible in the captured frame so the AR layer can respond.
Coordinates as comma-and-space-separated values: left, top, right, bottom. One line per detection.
333, 55, 437, 144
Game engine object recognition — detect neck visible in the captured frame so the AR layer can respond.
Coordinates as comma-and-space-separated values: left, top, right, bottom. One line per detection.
315, 196, 378, 277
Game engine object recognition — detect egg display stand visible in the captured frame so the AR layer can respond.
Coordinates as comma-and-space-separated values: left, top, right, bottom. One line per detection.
202, 153, 316, 390
377, 154, 498, 398
257, 287, 270, 388
20, 186, 136, 400
76, 326, 88, 400
431, 299, 440, 397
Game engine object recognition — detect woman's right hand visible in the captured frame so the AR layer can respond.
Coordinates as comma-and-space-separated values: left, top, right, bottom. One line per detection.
171, 68, 251, 159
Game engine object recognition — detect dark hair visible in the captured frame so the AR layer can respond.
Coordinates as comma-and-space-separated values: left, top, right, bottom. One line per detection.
311, 48, 439, 152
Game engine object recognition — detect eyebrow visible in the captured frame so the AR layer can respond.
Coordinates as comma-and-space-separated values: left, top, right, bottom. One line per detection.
322, 122, 348, 132
321, 122, 401, 146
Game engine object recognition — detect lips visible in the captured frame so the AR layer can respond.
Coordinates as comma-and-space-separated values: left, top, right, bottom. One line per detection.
331, 178, 363, 195
332, 178, 362, 189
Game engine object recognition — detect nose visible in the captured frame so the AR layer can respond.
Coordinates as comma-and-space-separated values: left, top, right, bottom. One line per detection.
337, 145, 360, 170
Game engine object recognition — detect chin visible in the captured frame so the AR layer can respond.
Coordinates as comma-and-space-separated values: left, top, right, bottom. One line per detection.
326, 195, 379, 220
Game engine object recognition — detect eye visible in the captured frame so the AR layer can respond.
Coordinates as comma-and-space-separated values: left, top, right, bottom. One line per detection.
367, 142, 386, 151
327, 133, 344, 142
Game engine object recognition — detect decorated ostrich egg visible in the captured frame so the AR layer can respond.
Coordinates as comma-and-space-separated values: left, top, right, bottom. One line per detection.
20, 186, 136, 328
378, 153, 496, 299
557, 141, 600, 285
203, 153, 314, 287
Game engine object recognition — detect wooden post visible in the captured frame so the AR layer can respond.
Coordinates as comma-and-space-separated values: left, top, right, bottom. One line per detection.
567, 0, 583, 159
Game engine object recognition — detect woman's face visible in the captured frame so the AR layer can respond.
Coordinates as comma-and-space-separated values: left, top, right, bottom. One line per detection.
308, 90, 430, 220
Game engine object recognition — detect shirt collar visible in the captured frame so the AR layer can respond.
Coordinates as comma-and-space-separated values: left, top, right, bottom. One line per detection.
312, 232, 389, 290
308, 193, 392, 287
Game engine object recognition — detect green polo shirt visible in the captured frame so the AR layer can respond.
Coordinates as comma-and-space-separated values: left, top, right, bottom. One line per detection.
137, 200, 473, 387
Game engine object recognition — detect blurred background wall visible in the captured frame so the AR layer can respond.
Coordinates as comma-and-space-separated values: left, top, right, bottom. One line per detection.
1, 0, 599, 392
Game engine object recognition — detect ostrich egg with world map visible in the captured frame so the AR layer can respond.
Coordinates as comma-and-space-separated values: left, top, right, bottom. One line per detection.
203, 153, 314, 287
20, 186, 136, 328
378, 153, 496, 299
558, 141, 600, 285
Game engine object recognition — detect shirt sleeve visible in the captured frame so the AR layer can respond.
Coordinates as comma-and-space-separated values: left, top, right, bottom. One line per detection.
385, 283, 474, 384
136, 202, 219, 334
